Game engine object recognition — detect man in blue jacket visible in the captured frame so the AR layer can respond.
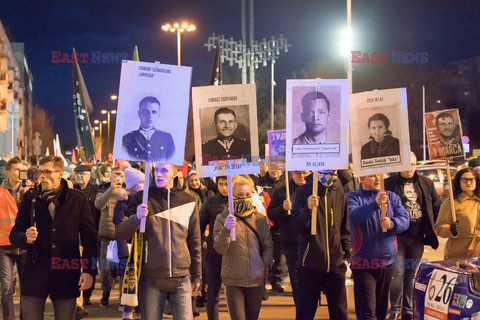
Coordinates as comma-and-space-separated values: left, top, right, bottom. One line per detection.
292, 170, 350, 320
347, 174, 409, 320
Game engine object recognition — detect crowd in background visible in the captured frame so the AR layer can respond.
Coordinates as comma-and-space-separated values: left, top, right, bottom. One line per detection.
0, 154, 479, 320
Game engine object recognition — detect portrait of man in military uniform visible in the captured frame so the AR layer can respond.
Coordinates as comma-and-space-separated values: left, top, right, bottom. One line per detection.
122, 96, 175, 162
201, 107, 251, 165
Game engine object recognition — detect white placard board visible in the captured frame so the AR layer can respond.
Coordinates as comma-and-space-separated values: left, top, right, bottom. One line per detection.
286, 79, 350, 171
192, 84, 260, 178
112, 60, 191, 165
350, 88, 411, 177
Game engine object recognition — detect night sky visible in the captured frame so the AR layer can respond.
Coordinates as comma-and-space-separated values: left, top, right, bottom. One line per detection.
1, 0, 479, 151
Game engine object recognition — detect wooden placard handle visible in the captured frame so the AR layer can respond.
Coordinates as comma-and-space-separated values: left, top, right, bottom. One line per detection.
379, 175, 387, 232
227, 175, 236, 241
285, 171, 291, 215
445, 159, 457, 222
311, 171, 318, 235
140, 161, 151, 233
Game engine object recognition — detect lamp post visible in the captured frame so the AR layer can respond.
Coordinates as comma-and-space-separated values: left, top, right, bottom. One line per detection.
101, 109, 116, 158
94, 120, 107, 159
161, 22, 196, 66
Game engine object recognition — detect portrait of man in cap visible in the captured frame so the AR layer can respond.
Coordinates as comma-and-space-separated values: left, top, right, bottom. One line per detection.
122, 96, 175, 162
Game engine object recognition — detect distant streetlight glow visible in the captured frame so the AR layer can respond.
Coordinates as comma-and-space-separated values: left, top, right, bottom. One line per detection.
340, 27, 353, 58
111, 95, 118, 100
162, 21, 196, 66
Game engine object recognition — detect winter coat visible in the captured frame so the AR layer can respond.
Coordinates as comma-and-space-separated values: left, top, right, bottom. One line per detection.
385, 172, 441, 249
199, 192, 228, 249
292, 176, 351, 274
9, 179, 98, 299
434, 193, 480, 260
116, 186, 202, 281
347, 186, 409, 267
74, 183, 100, 231
95, 183, 119, 240
266, 178, 302, 248
213, 209, 273, 287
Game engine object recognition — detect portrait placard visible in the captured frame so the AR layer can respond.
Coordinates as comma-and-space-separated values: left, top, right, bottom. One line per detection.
112, 60, 191, 165
350, 88, 411, 177
425, 109, 464, 160
192, 84, 259, 178
286, 79, 350, 171
267, 130, 286, 171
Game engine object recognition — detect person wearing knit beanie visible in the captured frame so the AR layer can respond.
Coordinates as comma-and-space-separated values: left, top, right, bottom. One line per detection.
124, 167, 144, 190
468, 157, 480, 174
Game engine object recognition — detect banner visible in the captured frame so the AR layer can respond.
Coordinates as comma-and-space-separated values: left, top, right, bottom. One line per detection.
350, 88, 411, 176
192, 83, 259, 177
112, 60, 191, 165
425, 108, 464, 159
286, 79, 350, 171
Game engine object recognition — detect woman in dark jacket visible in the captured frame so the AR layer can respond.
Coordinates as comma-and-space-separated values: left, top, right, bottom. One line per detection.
186, 171, 214, 204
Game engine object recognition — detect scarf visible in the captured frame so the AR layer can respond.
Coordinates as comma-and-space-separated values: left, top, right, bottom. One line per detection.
41, 183, 64, 220
318, 170, 338, 188
121, 231, 143, 307
233, 195, 254, 218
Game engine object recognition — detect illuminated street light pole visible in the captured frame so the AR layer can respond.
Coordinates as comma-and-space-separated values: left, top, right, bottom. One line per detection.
101, 109, 116, 158
162, 22, 196, 66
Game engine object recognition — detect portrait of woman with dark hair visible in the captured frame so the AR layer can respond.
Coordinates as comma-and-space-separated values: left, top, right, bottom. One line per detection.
360, 113, 400, 160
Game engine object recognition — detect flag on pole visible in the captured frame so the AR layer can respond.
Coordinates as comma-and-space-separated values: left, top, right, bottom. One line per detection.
45, 147, 50, 156
73, 48, 95, 161
71, 148, 77, 163
132, 45, 139, 62
210, 40, 223, 86
53, 134, 68, 164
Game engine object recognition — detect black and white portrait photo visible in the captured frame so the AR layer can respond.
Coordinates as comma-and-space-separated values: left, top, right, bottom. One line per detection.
200, 105, 251, 164
112, 60, 191, 165
121, 96, 175, 162
286, 79, 350, 171
192, 83, 259, 178
360, 113, 400, 160
350, 88, 411, 177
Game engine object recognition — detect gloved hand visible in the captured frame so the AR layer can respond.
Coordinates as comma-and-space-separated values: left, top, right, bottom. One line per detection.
224, 215, 236, 231
450, 221, 459, 237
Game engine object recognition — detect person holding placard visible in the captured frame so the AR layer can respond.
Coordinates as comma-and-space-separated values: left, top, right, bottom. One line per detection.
213, 175, 273, 320
199, 176, 228, 320
267, 170, 310, 306
122, 96, 176, 162
347, 174, 409, 320
116, 163, 201, 320
384, 152, 441, 320
434, 168, 480, 260
292, 170, 350, 320
360, 113, 400, 160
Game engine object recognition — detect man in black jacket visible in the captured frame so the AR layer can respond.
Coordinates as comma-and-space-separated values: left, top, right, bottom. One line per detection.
199, 176, 228, 320
9, 156, 98, 319
116, 163, 201, 319
266, 170, 310, 305
385, 152, 441, 320
292, 171, 350, 320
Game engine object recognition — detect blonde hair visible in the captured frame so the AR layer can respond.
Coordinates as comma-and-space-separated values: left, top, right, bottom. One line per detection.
232, 175, 254, 193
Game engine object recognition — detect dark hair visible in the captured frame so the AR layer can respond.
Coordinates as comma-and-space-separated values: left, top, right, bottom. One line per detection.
367, 113, 390, 129
217, 176, 227, 184
27, 166, 41, 183
301, 91, 330, 112
39, 156, 64, 171
6, 157, 22, 171
139, 96, 160, 110
214, 107, 236, 122
452, 167, 480, 199
435, 112, 454, 126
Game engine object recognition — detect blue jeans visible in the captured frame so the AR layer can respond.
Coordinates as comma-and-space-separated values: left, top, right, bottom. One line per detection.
139, 275, 192, 320
389, 236, 424, 316
21, 295, 76, 320
0, 252, 24, 320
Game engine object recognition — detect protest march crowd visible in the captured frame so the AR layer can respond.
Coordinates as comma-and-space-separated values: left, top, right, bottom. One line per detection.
0, 152, 480, 320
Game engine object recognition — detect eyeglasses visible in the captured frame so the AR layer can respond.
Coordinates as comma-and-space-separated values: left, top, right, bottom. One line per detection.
460, 177, 476, 184
39, 169, 61, 176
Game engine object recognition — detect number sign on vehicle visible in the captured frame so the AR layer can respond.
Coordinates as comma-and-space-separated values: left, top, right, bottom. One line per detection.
424, 269, 458, 320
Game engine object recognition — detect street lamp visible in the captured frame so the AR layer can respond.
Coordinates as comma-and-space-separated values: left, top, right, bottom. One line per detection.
161, 22, 196, 66
101, 110, 116, 157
